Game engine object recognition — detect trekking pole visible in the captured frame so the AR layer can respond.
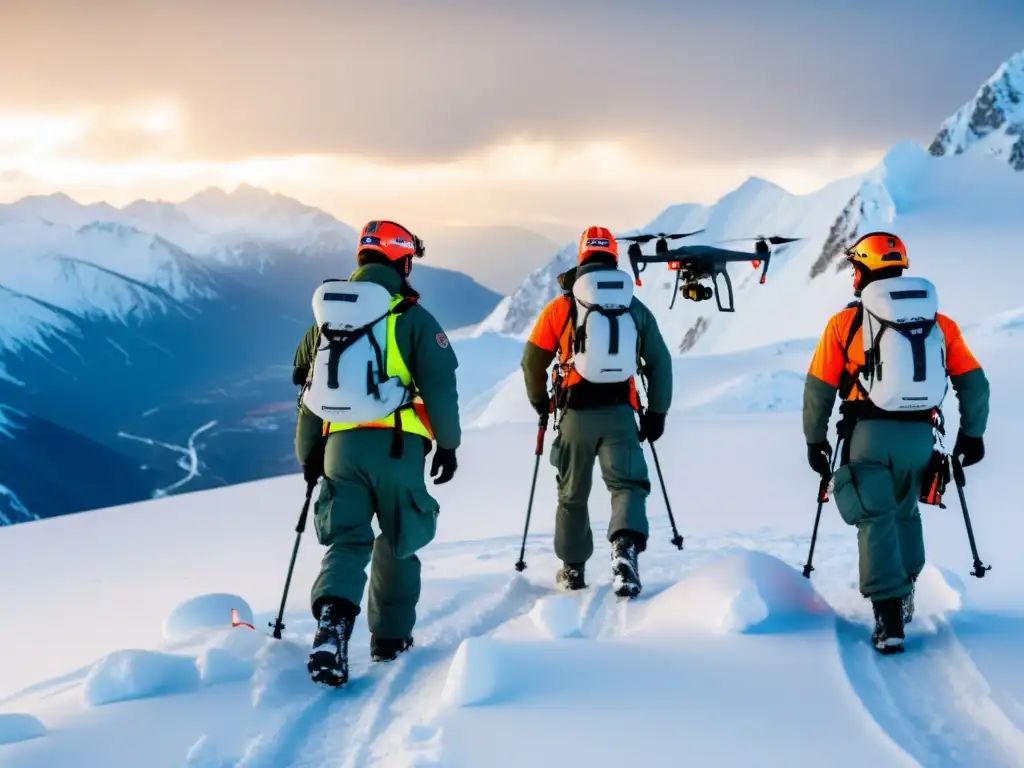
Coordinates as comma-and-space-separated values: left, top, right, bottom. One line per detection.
649, 438, 683, 550
950, 455, 991, 579
515, 409, 551, 572
802, 440, 840, 579
637, 373, 682, 550
270, 479, 317, 639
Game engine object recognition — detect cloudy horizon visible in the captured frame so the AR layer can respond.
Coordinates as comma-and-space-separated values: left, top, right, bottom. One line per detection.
1, 0, 1022, 238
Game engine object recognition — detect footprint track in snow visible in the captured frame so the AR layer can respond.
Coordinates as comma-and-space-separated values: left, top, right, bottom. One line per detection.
238, 575, 552, 768
836, 619, 1024, 767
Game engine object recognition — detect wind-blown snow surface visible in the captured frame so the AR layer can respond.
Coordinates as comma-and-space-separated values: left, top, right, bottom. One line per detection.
1, 309, 1022, 767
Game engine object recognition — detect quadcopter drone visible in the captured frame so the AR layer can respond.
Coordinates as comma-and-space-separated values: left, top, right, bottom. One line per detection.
619, 231, 802, 312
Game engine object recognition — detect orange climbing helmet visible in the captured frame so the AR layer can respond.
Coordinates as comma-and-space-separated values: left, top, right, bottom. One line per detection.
844, 231, 909, 272
357, 220, 425, 266
577, 225, 619, 264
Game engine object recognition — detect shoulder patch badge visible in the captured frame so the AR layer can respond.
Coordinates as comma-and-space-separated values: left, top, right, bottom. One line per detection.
436, 332, 450, 349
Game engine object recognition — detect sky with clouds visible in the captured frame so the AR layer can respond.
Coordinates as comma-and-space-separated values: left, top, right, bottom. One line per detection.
1, 0, 1022, 237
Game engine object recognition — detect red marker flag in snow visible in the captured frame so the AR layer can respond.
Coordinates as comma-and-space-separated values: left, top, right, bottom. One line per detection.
231, 608, 255, 630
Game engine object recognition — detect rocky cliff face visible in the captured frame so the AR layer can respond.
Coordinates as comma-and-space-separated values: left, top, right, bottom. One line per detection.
929, 50, 1024, 171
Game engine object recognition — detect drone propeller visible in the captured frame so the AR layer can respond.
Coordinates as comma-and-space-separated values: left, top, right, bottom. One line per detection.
714, 235, 802, 278
617, 229, 705, 244
717, 235, 803, 246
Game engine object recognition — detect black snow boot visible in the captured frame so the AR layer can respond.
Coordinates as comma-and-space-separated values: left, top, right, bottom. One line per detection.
871, 597, 905, 655
371, 635, 414, 662
308, 599, 356, 687
556, 562, 586, 591
611, 533, 642, 599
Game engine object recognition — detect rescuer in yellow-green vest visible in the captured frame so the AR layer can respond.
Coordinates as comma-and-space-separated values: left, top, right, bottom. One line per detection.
291, 220, 461, 688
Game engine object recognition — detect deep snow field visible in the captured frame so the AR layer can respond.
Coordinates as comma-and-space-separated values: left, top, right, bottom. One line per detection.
1, 306, 1023, 768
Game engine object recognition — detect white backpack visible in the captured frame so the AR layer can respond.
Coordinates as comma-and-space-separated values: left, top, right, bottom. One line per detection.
852, 276, 948, 411
568, 269, 639, 384
301, 280, 413, 423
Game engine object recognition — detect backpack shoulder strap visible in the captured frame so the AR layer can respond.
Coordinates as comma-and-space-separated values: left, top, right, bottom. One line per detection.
842, 302, 863, 357
837, 302, 864, 400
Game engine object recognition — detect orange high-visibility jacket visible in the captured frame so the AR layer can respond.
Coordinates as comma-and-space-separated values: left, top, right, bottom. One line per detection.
803, 303, 990, 444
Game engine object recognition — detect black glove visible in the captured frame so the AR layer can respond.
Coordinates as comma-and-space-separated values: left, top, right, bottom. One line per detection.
954, 431, 985, 467
430, 447, 458, 485
807, 440, 833, 478
302, 436, 327, 486
531, 393, 551, 417
638, 411, 666, 443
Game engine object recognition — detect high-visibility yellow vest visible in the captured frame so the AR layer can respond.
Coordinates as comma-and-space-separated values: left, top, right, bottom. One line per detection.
324, 295, 433, 440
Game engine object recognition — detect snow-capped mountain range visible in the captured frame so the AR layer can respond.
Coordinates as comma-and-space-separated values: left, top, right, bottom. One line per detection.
3, 49, 1022, 527
477, 50, 1024, 359
0, 187, 501, 524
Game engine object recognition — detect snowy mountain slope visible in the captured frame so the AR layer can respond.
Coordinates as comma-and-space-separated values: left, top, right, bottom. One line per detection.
0, 307, 1020, 767
421, 225, 560, 294
475, 171, 861, 355
0, 187, 502, 521
0, 186, 500, 340
929, 50, 1024, 171
480, 139, 1024, 359
477, 50, 1024, 360
0, 222, 218, 323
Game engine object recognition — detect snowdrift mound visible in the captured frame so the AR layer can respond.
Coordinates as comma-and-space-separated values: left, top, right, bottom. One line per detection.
442, 637, 503, 708
529, 594, 585, 639
678, 369, 806, 414
84, 620, 268, 707
0, 713, 47, 746
163, 592, 254, 643
631, 550, 832, 637
910, 564, 966, 626
84, 649, 201, 707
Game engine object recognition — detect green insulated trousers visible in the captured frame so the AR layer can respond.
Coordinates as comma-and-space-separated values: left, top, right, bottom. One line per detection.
549, 405, 652, 565
830, 419, 935, 601
310, 429, 440, 639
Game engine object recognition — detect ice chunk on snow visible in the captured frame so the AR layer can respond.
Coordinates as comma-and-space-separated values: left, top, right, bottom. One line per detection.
0, 713, 47, 746
529, 595, 582, 638
83, 649, 201, 706
441, 637, 501, 707
162, 593, 254, 643
632, 549, 832, 638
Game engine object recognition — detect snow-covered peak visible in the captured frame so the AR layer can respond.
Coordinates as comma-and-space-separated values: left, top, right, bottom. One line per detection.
1, 193, 121, 229
178, 184, 354, 245
929, 49, 1024, 170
